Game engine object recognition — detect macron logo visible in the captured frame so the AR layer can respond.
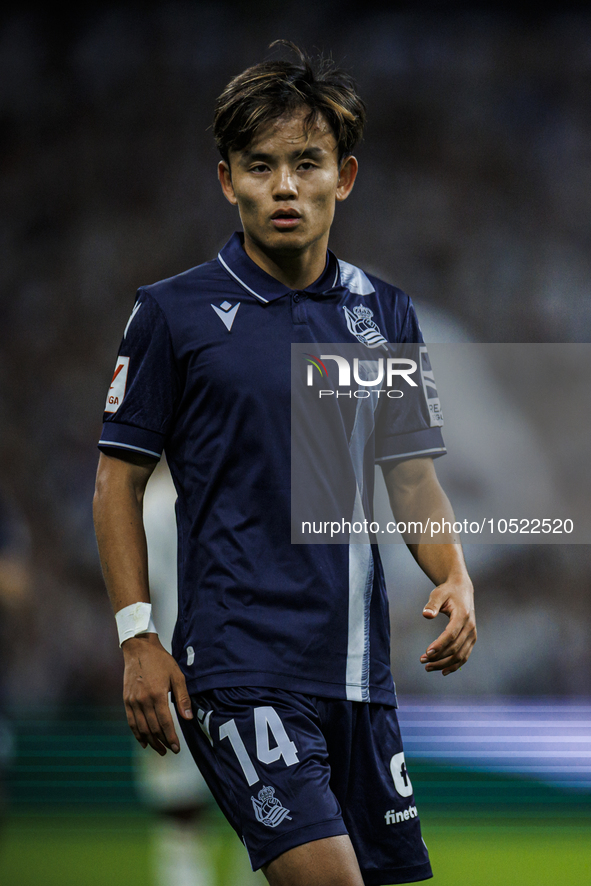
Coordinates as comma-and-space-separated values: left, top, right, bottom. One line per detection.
211, 301, 240, 332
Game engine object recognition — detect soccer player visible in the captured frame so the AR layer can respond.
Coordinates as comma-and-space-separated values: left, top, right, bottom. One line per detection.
93, 42, 476, 886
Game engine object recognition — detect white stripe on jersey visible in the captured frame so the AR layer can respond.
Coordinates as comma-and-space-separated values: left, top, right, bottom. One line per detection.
346, 491, 373, 702
345, 377, 382, 702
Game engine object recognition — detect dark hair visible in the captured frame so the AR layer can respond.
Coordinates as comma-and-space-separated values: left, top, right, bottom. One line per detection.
213, 41, 366, 164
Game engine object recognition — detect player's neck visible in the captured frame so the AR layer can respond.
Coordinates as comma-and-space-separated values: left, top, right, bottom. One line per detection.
242, 233, 329, 291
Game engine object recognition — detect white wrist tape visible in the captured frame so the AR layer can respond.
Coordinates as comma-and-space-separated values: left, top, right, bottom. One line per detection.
115, 602, 158, 647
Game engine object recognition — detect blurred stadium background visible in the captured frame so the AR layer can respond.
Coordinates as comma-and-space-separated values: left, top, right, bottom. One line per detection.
1, 3, 590, 884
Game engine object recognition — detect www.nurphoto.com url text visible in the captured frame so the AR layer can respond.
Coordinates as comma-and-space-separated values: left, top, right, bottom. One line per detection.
300, 517, 574, 538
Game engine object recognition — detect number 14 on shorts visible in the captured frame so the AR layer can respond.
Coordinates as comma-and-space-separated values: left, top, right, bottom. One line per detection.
199, 704, 299, 786
199, 702, 413, 802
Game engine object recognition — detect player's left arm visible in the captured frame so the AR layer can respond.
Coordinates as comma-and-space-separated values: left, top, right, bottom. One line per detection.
383, 457, 476, 676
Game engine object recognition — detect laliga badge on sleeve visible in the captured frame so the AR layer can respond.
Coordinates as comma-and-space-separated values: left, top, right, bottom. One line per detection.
105, 356, 130, 413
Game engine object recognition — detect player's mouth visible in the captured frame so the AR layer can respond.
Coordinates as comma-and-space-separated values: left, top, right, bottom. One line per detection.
271, 209, 301, 230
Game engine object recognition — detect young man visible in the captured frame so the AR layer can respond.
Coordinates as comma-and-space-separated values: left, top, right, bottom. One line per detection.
93, 43, 476, 886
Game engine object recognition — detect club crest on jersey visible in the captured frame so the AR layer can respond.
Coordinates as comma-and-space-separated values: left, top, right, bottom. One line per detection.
251, 785, 292, 828
343, 305, 388, 348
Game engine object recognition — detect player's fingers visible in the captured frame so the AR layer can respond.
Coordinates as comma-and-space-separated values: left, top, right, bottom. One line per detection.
142, 704, 173, 754
441, 612, 476, 661
422, 586, 445, 618
154, 699, 181, 753
171, 672, 193, 721
424, 647, 465, 672
420, 606, 475, 663
425, 635, 475, 675
420, 621, 463, 663
130, 702, 167, 755
124, 702, 147, 749
128, 704, 157, 751
422, 580, 469, 618
441, 639, 473, 675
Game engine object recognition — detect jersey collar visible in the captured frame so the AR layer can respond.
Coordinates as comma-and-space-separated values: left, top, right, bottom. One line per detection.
217, 232, 340, 304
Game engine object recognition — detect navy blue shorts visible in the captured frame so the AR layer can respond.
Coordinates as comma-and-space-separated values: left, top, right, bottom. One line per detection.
178, 687, 432, 885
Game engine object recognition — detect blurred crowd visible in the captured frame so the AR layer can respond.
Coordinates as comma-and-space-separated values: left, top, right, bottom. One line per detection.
1, 5, 590, 711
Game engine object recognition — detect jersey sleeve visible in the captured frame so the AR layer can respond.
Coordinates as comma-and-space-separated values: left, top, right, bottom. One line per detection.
375, 295, 446, 466
98, 290, 180, 460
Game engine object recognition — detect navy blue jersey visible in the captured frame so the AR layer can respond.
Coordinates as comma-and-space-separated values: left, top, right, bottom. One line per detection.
99, 233, 445, 705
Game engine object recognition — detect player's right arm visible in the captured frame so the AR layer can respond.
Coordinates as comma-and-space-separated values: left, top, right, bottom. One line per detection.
93, 450, 193, 755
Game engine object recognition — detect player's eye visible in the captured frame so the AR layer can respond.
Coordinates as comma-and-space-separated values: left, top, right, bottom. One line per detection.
250, 164, 269, 173
298, 161, 316, 171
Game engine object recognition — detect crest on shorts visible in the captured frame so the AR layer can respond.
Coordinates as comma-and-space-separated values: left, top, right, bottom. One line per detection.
251, 785, 292, 828
343, 305, 388, 348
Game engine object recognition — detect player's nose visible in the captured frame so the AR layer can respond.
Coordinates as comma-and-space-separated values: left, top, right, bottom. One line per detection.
272, 166, 297, 198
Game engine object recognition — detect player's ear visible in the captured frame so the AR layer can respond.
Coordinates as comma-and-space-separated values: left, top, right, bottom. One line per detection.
336, 155, 358, 203
218, 161, 238, 205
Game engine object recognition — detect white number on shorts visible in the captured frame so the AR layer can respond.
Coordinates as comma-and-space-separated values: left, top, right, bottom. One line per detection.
254, 707, 299, 767
218, 707, 299, 785
390, 752, 413, 797
219, 719, 259, 786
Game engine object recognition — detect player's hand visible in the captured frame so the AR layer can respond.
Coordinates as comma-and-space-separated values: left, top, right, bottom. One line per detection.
420, 577, 476, 676
122, 633, 193, 755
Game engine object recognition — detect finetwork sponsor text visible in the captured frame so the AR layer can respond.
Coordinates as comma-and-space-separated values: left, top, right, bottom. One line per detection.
385, 805, 418, 825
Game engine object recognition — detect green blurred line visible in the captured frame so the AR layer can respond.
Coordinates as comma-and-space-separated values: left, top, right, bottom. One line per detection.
11, 766, 134, 773
14, 751, 132, 757
6, 810, 151, 819
8, 779, 134, 802
17, 737, 131, 743
9, 799, 140, 805
7, 726, 128, 731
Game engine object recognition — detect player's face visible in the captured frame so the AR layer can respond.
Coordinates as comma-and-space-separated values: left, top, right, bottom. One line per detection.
218, 108, 358, 262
